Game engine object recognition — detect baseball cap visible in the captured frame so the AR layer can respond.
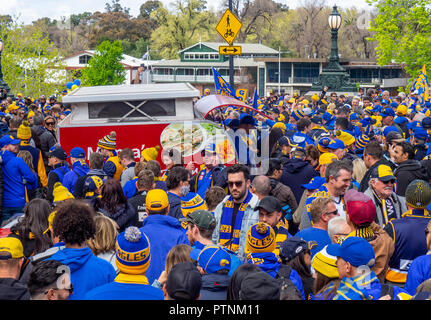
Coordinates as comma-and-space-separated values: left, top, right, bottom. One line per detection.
344, 189, 376, 226
0, 237, 24, 259
326, 236, 375, 268
69, 147, 85, 159
380, 108, 395, 118
407, 121, 422, 130
370, 164, 396, 182
317, 152, 338, 169
49, 146, 68, 160
197, 245, 231, 274
301, 176, 326, 190
256, 196, 282, 213
385, 131, 404, 144
0, 135, 20, 148
278, 136, 298, 148
327, 138, 345, 150
279, 237, 310, 262
179, 209, 216, 230
405, 179, 431, 209
303, 107, 313, 116
165, 262, 202, 300
239, 271, 280, 300
422, 117, 431, 129
146, 189, 169, 211
311, 116, 323, 125
412, 127, 428, 141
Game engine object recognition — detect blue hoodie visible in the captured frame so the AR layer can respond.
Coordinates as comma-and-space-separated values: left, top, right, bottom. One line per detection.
48, 247, 116, 300
63, 161, 90, 193
1, 150, 37, 208
140, 214, 189, 284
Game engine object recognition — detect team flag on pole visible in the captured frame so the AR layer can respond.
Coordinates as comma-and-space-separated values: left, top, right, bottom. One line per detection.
411, 65, 429, 106
212, 67, 239, 99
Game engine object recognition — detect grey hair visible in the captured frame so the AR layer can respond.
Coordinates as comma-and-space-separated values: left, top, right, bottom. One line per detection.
325, 159, 353, 183
328, 216, 349, 241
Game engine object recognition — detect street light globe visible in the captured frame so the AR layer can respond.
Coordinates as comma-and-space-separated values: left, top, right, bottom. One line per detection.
328, 5, 342, 30
0, 40, 3, 52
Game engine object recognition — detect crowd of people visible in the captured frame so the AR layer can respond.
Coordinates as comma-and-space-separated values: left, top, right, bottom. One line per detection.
0, 85, 431, 301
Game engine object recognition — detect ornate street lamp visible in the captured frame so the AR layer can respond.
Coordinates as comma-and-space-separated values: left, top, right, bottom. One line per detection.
310, 5, 356, 94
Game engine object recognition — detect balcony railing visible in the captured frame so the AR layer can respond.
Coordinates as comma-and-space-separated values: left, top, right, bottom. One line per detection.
151, 74, 249, 83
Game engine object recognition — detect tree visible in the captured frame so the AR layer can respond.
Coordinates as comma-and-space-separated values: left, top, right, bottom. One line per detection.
367, 0, 431, 78
81, 40, 126, 86
150, 0, 217, 59
0, 18, 67, 98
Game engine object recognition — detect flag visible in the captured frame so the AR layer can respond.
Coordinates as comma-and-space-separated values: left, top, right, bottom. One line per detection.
252, 87, 259, 109
411, 65, 429, 105
212, 67, 238, 99
236, 89, 248, 102
142, 51, 149, 60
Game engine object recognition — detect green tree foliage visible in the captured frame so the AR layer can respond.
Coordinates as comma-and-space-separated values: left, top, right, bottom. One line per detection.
0, 18, 67, 98
150, 0, 217, 59
367, 0, 431, 78
81, 40, 126, 86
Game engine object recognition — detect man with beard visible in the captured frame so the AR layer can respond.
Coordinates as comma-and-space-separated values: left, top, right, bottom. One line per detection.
212, 164, 259, 259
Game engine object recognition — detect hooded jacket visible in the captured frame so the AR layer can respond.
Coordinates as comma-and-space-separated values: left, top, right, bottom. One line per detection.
200, 273, 230, 300
32, 125, 56, 166
48, 246, 116, 300
63, 161, 90, 193
394, 159, 429, 197
140, 214, 189, 284
0, 278, 29, 300
269, 177, 298, 219
1, 150, 38, 208
73, 169, 108, 199
167, 192, 183, 220
281, 158, 319, 204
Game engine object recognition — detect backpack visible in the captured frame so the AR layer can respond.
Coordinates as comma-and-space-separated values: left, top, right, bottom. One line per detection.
277, 264, 302, 300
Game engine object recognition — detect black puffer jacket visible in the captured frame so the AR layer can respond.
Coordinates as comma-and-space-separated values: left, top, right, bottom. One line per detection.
394, 159, 430, 197
32, 125, 56, 167
91, 198, 137, 233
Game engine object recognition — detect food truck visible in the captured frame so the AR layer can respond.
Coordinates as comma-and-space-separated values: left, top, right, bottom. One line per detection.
58, 83, 269, 168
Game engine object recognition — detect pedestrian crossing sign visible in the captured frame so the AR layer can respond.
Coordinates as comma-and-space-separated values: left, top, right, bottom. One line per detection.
216, 9, 242, 45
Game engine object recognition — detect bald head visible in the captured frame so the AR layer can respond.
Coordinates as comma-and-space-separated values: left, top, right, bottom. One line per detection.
251, 175, 271, 198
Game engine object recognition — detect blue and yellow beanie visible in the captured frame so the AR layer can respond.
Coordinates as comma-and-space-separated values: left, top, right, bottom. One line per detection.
291, 109, 305, 121
245, 222, 276, 254
115, 227, 151, 275
97, 131, 117, 151
355, 134, 370, 150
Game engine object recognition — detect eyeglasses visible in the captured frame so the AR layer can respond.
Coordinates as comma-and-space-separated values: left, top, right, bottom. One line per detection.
325, 210, 338, 216
228, 181, 243, 188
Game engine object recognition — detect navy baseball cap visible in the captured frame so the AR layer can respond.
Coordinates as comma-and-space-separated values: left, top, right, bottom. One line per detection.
69, 147, 85, 159
49, 146, 67, 160
0, 135, 20, 148
327, 236, 375, 268
422, 117, 431, 129
407, 121, 422, 130
279, 237, 311, 261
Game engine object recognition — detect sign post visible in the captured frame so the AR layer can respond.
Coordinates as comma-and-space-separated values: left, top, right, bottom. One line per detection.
216, 7, 242, 88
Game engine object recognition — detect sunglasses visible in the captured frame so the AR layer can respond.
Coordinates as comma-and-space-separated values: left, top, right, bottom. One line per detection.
228, 181, 243, 188
382, 179, 396, 184
325, 209, 338, 216
46, 122, 55, 126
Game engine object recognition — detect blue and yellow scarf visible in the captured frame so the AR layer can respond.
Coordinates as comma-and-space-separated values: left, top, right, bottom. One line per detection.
219, 191, 253, 253
246, 252, 281, 278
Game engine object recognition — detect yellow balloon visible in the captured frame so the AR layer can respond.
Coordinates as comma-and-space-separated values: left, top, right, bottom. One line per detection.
71, 85, 78, 90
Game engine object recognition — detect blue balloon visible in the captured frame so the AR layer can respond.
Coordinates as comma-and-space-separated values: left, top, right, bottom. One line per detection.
66, 82, 73, 89
73, 79, 81, 86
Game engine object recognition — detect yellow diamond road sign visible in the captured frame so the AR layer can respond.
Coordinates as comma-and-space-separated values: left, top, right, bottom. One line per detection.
219, 45, 242, 55
216, 9, 242, 46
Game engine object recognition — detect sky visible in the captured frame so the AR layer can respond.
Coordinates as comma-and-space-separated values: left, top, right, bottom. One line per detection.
0, 0, 372, 25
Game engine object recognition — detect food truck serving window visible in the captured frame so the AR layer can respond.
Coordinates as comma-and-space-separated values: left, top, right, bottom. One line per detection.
88, 99, 175, 120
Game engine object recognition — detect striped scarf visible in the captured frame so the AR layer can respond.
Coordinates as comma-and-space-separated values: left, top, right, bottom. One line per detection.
219, 191, 253, 253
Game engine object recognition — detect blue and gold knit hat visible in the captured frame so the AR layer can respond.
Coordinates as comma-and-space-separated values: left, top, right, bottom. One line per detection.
115, 227, 151, 275
291, 109, 305, 121
355, 133, 370, 150
180, 193, 208, 228
245, 222, 276, 254
97, 131, 117, 151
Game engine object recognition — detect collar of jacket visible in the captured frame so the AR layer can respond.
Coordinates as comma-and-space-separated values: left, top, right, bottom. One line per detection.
370, 188, 399, 206
115, 273, 149, 285
222, 192, 259, 210
402, 209, 431, 218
